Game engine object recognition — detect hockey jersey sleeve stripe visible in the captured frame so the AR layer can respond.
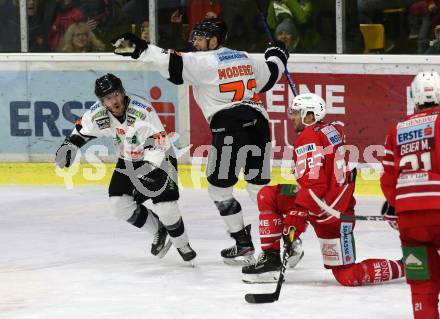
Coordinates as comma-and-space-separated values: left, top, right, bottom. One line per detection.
168, 51, 184, 85
382, 160, 394, 166
384, 149, 394, 155
397, 180, 440, 188
396, 191, 440, 199
259, 61, 279, 93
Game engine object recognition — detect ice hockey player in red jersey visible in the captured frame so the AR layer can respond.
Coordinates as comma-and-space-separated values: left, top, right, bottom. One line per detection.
242, 93, 405, 287
381, 71, 440, 319
112, 18, 288, 265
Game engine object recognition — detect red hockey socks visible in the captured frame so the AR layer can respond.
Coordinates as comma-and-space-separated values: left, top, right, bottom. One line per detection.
332, 259, 405, 286
259, 211, 283, 251
410, 281, 440, 319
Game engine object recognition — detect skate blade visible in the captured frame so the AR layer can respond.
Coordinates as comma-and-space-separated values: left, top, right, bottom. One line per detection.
156, 240, 172, 259
185, 260, 196, 267
288, 251, 304, 269
223, 254, 256, 266
242, 271, 280, 284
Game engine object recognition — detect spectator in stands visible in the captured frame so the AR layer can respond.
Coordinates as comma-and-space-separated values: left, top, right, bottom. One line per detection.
425, 23, 440, 53
28, 0, 50, 52
220, 0, 268, 52
408, 0, 440, 53
186, 0, 221, 31
267, 0, 311, 30
57, 21, 105, 52
158, 9, 192, 52
275, 18, 306, 52
48, 0, 84, 51
140, 21, 149, 41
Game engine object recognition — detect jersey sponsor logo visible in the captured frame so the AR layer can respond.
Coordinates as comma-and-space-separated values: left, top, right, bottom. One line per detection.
216, 50, 248, 63
91, 109, 108, 121
295, 143, 316, 156
131, 100, 152, 112
217, 64, 254, 80
127, 114, 136, 126
372, 260, 390, 283
325, 130, 342, 145
396, 122, 435, 145
397, 172, 429, 185
340, 222, 355, 264
320, 125, 336, 135
396, 115, 437, 129
127, 107, 146, 120
96, 117, 110, 129
89, 101, 101, 112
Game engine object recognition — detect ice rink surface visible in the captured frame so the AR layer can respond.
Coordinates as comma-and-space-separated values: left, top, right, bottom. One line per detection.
0, 186, 412, 319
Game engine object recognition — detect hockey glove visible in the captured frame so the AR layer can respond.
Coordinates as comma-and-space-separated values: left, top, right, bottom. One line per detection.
264, 40, 289, 66
133, 162, 169, 204
112, 33, 149, 59
381, 201, 398, 230
55, 139, 79, 168
282, 207, 308, 238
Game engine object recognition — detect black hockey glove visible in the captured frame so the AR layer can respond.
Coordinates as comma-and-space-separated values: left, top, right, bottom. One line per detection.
112, 32, 149, 59
264, 40, 289, 66
133, 162, 169, 204
55, 139, 79, 168
381, 201, 398, 230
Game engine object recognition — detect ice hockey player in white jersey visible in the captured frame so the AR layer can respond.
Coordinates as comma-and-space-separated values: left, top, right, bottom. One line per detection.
55, 73, 196, 263
112, 18, 288, 265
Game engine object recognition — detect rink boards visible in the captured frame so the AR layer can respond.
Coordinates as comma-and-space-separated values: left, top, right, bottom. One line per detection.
0, 163, 382, 195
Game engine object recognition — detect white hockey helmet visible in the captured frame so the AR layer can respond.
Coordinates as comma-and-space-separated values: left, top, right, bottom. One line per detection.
410, 71, 440, 106
288, 93, 326, 126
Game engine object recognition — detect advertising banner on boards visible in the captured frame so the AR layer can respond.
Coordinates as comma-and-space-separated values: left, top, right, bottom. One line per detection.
189, 73, 415, 163
0, 70, 178, 158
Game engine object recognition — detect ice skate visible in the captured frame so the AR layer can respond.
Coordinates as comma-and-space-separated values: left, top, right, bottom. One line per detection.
242, 249, 281, 283
177, 243, 197, 266
221, 224, 256, 265
151, 221, 172, 259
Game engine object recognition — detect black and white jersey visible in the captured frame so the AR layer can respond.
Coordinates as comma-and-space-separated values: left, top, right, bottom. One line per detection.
70, 94, 168, 166
139, 45, 285, 122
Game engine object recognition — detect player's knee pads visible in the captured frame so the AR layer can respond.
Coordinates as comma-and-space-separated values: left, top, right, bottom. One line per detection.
109, 195, 138, 221
208, 184, 233, 202
402, 245, 440, 282
246, 183, 264, 203
152, 201, 182, 226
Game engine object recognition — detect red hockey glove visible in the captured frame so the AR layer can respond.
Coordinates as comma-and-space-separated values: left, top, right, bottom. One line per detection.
282, 207, 309, 237
381, 201, 398, 230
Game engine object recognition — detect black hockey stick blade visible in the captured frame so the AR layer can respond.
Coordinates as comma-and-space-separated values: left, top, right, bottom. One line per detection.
245, 292, 278, 304
244, 228, 295, 304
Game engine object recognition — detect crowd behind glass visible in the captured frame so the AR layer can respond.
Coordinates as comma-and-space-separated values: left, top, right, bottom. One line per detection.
1, 0, 439, 54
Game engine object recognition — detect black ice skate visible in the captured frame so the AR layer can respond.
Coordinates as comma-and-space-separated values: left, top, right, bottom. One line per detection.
177, 243, 197, 264
221, 224, 256, 265
151, 221, 172, 259
242, 249, 282, 283
287, 238, 304, 269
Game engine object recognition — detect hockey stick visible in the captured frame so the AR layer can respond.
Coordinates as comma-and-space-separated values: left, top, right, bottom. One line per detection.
244, 228, 295, 304
308, 189, 385, 221
254, 0, 298, 96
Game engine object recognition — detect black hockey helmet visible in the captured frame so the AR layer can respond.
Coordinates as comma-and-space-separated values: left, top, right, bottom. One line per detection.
94, 73, 124, 98
191, 18, 227, 45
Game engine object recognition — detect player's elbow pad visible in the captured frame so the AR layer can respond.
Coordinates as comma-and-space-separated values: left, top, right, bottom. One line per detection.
167, 52, 184, 85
